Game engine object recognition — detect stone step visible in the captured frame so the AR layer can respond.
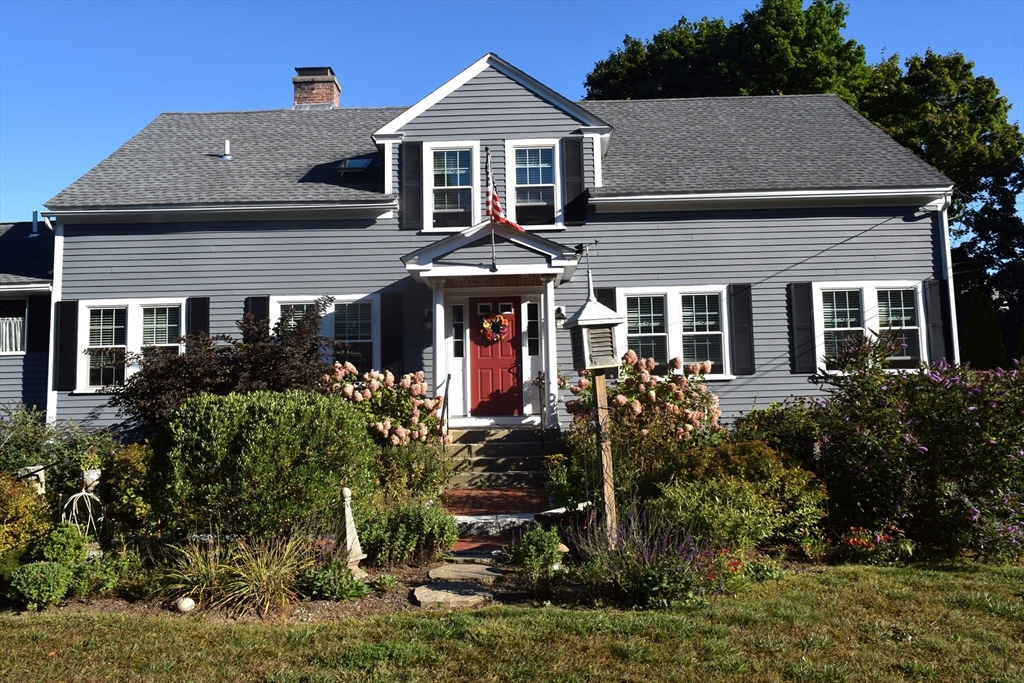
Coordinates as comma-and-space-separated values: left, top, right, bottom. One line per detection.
446, 442, 558, 459
413, 582, 492, 608
453, 455, 546, 473
448, 428, 549, 444
448, 471, 546, 490
454, 513, 535, 536
428, 563, 504, 584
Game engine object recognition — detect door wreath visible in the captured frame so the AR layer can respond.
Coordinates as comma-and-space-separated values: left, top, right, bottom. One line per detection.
481, 314, 511, 342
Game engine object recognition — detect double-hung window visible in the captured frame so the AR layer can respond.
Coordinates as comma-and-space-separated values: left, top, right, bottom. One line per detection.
620, 286, 733, 377
280, 302, 316, 329
681, 294, 724, 374
142, 306, 181, 356
334, 301, 374, 373
813, 282, 925, 371
432, 149, 473, 228
0, 299, 26, 353
514, 147, 555, 225
626, 295, 668, 365
88, 308, 127, 387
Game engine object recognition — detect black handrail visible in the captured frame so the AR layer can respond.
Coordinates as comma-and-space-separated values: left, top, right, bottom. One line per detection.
439, 372, 451, 440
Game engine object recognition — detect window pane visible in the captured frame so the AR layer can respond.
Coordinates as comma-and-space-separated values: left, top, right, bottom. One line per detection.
89, 350, 125, 387
0, 299, 26, 353
334, 303, 373, 342
433, 150, 471, 188
527, 302, 540, 356
878, 289, 917, 327
281, 303, 315, 329
336, 341, 373, 374
887, 328, 922, 369
824, 329, 862, 366
627, 335, 668, 364
627, 296, 666, 334
681, 294, 720, 332
89, 308, 126, 346
452, 305, 464, 359
142, 306, 180, 345
822, 291, 862, 329
515, 148, 553, 186
433, 188, 472, 228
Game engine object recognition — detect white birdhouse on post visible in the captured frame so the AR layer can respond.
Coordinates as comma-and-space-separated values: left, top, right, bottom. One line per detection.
564, 266, 624, 547
564, 270, 624, 371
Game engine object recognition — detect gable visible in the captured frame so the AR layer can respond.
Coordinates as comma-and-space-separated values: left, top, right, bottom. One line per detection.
434, 234, 551, 267
399, 66, 586, 139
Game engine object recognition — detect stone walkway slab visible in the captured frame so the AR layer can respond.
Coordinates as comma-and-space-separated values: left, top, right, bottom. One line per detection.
429, 563, 504, 584
413, 581, 492, 608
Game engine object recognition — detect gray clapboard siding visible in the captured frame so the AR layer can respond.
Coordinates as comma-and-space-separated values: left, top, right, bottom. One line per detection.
0, 352, 47, 409
549, 206, 941, 424
57, 216, 441, 425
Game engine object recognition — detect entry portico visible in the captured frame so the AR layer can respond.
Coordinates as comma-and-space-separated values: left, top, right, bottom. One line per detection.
402, 221, 579, 428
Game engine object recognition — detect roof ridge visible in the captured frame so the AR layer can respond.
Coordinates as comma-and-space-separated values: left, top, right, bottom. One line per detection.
581, 93, 841, 104
156, 105, 411, 116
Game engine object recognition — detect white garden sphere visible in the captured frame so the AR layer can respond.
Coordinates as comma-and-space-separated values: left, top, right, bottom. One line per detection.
175, 596, 196, 613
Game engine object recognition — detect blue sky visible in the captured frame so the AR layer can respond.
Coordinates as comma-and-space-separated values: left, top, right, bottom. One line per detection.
1, 0, 1021, 222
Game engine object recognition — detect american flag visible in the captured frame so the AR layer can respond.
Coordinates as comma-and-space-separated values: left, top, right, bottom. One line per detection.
485, 148, 524, 232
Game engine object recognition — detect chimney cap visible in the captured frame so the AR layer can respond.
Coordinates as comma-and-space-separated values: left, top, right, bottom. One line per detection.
294, 67, 336, 78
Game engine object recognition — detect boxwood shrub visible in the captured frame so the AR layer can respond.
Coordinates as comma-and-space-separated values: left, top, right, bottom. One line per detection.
151, 391, 377, 537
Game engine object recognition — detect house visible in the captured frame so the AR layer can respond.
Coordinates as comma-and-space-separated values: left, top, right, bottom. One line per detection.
39, 54, 957, 429
0, 213, 54, 410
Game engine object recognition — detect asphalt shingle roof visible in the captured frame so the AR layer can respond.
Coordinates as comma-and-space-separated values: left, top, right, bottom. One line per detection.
0, 222, 54, 286
582, 95, 951, 196
47, 107, 405, 209
46, 94, 950, 210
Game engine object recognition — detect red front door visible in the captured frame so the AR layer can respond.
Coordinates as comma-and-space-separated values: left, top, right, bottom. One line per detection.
469, 297, 522, 416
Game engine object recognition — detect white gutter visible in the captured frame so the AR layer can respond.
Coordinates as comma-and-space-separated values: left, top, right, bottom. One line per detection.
42, 201, 397, 219
0, 283, 51, 293
589, 185, 954, 206
45, 219, 64, 424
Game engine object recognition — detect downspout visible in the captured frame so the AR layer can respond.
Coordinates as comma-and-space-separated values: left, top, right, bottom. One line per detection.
938, 195, 961, 363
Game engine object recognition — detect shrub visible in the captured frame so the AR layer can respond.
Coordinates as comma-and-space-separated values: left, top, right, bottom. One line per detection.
649, 441, 828, 546
371, 573, 398, 592
326, 367, 445, 447
299, 560, 370, 601
161, 540, 229, 606
152, 391, 377, 537
373, 440, 452, 500
7, 561, 74, 611
505, 524, 564, 581
652, 477, 782, 553
359, 498, 458, 567
731, 398, 818, 464
70, 549, 144, 598
0, 473, 52, 572
101, 443, 155, 538
34, 523, 88, 565
566, 507, 719, 609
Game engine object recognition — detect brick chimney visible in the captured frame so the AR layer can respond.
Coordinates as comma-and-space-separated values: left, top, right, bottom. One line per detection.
292, 67, 341, 109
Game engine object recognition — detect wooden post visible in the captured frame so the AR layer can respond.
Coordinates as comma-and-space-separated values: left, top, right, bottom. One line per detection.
593, 369, 617, 547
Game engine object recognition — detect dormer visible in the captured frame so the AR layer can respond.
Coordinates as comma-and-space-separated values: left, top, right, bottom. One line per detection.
372, 54, 611, 233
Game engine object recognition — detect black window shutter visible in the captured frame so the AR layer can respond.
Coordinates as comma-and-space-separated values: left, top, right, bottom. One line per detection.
245, 296, 270, 323
595, 287, 617, 311
400, 141, 423, 231
187, 297, 210, 335
924, 278, 953, 362
562, 136, 587, 226
789, 283, 816, 374
26, 295, 51, 353
55, 300, 78, 392
380, 291, 404, 375
728, 284, 756, 375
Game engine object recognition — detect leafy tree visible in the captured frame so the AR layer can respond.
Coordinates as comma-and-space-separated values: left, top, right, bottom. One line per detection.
960, 288, 1007, 370
585, 0, 1024, 360
108, 296, 339, 429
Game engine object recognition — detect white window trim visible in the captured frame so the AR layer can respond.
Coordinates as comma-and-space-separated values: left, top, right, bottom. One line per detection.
811, 281, 926, 373
0, 297, 28, 356
75, 298, 187, 393
503, 138, 563, 229
422, 140, 482, 233
270, 294, 381, 372
616, 285, 734, 380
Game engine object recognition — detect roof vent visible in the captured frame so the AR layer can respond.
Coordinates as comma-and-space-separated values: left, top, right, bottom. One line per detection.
293, 66, 341, 110
220, 140, 232, 161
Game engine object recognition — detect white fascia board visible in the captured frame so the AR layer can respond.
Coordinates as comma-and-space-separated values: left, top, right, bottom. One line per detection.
45, 220, 64, 423
0, 283, 52, 294
590, 186, 955, 211
403, 221, 574, 267
43, 201, 397, 220
374, 53, 610, 138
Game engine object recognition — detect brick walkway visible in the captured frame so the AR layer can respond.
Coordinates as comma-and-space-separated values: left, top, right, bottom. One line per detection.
443, 488, 550, 516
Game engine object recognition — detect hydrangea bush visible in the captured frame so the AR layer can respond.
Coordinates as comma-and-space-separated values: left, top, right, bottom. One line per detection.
325, 363, 444, 447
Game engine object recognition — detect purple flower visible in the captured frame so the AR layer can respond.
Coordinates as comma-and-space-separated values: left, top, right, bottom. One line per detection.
917, 446, 928, 453
967, 406, 977, 411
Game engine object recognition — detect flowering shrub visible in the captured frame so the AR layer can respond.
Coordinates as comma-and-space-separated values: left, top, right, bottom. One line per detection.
836, 526, 915, 565
325, 363, 444, 447
742, 334, 1024, 560
561, 352, 725, 501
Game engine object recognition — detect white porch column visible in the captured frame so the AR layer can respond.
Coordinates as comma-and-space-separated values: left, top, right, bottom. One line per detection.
543, 277, 559, 429
432, 279, 447, 397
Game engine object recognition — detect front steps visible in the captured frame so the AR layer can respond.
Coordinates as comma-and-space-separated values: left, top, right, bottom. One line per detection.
446, 427, 557, 490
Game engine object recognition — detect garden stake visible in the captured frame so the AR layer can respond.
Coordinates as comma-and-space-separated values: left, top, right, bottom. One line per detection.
594, 368, 617, 548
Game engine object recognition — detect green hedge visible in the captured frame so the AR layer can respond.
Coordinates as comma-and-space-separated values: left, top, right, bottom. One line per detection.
151, 391, 377, 537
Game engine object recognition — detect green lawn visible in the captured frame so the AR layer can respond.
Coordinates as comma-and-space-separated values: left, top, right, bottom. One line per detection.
2, 564, 1022, 682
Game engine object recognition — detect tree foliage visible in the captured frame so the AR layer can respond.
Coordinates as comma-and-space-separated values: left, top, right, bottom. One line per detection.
108, 296, 339, 429
585, 0, 1024, 363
